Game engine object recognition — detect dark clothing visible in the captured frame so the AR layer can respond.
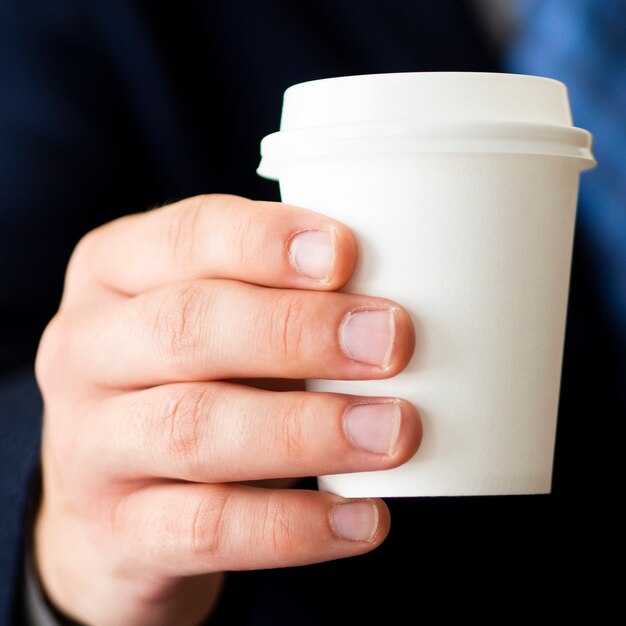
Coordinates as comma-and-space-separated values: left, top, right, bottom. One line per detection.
0, 1, 622, 624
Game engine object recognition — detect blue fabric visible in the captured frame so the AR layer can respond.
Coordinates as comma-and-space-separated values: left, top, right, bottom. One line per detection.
509, 0, 626, 349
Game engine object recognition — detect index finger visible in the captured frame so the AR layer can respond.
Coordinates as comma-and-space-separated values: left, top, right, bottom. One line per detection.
69, 194, 358, 298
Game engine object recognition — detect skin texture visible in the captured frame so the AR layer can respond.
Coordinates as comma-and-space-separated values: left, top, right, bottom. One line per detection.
34, 195, 421, 626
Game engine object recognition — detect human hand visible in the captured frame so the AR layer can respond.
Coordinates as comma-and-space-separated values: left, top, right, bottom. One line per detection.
34, 195, 421, 626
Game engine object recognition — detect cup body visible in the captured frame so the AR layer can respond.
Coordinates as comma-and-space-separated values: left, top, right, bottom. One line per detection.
258, 72, 595, 497
281, 153, 579, 496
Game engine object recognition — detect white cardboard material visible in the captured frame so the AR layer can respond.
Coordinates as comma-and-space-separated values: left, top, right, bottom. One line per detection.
258, 73, 595, 497
283, 154, 579, 496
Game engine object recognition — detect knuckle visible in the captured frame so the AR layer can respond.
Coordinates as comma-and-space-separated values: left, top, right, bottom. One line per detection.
152, 282, 210, 367
279, 397, 306, 462
267, 295, 306, 361
64, 223, 112, 290
230, 206, 277, 267
166, 197, 205, 268
35, 315, 89, 465
35, 314, 67, 391
158, 386, 216, 465
231, 212, 257, 266
259, 494, 294, 558
67, 228, 98, 274
187, 491, 231, 561
62, 227, 97, 304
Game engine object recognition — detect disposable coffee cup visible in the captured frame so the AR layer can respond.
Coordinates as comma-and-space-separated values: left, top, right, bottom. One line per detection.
258, 72, 595, 497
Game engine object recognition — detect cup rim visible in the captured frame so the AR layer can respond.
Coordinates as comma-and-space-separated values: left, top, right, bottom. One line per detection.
258, 120, 596, 180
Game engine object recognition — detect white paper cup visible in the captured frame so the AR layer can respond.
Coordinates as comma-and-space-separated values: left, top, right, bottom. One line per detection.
258, 72, 595, 497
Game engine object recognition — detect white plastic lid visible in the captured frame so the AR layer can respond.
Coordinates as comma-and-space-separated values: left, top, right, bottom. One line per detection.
258, 72, 595, 179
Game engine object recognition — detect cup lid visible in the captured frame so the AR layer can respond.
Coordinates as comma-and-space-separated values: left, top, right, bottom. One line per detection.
258, 72, 596, 179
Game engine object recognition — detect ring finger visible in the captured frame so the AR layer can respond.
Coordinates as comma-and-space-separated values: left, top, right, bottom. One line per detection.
80, 382, 422, 483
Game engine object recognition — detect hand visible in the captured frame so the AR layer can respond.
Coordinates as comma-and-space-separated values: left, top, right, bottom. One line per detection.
34, 195, 421, 626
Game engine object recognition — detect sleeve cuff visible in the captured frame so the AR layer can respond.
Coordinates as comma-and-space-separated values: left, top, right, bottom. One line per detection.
21, 471, 80, 626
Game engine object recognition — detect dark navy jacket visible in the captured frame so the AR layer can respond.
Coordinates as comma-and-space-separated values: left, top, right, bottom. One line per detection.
0, 2, 623, 624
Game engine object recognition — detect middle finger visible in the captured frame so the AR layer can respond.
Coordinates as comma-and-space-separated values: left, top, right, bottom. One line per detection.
73, 279, 415, 388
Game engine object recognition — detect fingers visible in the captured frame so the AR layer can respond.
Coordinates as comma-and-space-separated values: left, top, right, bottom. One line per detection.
69, 195, 357, 299
115, 483, 391, 576
82, 383, 422, 482
70, 280, 415, 387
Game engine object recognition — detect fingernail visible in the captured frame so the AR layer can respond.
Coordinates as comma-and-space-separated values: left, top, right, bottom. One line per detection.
288, 229, 335, 281
330, 501, 379, 542
344, 403, 401, 455
340, 309, 395, 368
